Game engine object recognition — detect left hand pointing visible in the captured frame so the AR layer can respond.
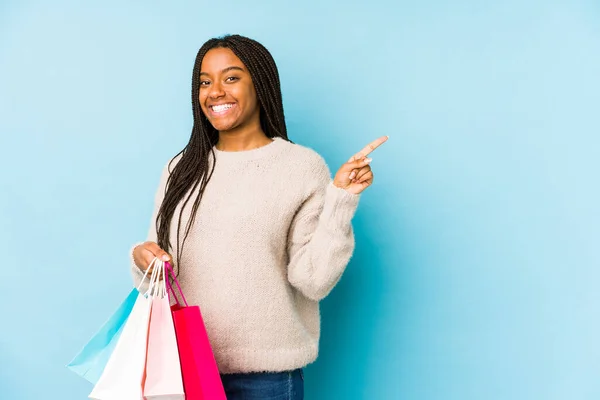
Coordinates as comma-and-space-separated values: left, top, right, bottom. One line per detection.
333, 135, 389, 195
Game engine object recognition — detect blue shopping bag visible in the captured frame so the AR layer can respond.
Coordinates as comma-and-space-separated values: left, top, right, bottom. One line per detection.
67, 288, 139, 384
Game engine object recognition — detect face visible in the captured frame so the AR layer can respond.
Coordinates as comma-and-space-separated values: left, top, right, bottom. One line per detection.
198, 47, 260, 133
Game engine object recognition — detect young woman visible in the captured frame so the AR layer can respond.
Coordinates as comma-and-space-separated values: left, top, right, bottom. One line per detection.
130, 34, 387, 400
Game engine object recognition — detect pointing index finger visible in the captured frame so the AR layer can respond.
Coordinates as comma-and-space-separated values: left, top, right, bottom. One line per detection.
354, 135, 389, 159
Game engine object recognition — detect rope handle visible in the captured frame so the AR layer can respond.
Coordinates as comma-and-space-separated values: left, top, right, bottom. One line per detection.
137, 257, 169, 299
165, 261, 189, 307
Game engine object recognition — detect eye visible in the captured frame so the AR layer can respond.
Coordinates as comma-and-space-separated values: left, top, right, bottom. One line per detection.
226, 76, 239, 83
199, 80, 210, 86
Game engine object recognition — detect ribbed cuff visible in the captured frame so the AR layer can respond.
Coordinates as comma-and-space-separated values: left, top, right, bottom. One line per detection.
130, 242, 145, 272
130, 242, 148, 291
320, 182, 360, 229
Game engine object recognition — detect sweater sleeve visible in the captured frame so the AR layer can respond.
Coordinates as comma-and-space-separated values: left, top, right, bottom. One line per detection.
286, 156, 361, 301
130, 160, 173, 292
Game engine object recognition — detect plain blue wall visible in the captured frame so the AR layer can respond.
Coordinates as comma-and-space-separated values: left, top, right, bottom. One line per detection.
1, 1, 599, 399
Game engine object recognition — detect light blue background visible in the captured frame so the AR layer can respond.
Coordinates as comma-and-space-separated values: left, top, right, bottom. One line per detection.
1, 1, 599, 399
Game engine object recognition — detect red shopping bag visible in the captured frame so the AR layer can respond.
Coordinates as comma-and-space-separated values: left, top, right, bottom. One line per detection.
165, 263, 227, 400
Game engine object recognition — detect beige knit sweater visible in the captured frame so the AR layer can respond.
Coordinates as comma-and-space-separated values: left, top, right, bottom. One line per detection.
130, 137, 360, 374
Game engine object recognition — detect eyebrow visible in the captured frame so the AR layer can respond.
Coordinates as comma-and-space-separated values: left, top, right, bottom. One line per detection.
200, 66, 245, 76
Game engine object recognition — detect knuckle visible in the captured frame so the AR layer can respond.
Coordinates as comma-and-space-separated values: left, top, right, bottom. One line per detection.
143, 256, 154, 268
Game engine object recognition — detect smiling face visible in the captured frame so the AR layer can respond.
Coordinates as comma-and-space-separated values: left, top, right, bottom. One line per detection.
198, 47, 261, 134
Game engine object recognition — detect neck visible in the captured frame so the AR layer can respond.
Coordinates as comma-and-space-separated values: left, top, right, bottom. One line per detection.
216, 128, 274, 152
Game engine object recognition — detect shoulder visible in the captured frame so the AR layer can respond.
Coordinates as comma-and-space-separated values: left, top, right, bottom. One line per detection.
154, 152, 184, 191
280, 139, 331, 178
165, 152, 184, 174
156, 152, 184, 182
278, 140, 333, 195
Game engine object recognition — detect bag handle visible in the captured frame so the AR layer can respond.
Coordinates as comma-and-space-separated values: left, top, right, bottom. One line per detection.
165, 262, 189, 307
140, 257, 167, 298
152, 260, 167, 298
136, 256, 157, 292
165, 275, 179, 307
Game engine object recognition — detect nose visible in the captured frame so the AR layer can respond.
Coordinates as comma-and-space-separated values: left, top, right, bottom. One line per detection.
209, 81, 225, 99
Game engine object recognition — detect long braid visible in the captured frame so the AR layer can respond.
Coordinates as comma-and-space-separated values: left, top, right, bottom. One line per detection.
228, 36, 287, 138
156, 35, 290, 273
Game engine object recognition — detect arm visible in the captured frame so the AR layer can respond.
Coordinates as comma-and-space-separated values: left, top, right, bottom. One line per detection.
129, 160, 173, 291
286, 158, 360, 301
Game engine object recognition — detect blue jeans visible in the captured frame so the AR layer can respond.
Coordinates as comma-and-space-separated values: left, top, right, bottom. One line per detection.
220, 368, 304, 399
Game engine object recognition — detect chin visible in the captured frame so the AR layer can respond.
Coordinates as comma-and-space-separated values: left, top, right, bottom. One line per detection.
210, 120, 237, 132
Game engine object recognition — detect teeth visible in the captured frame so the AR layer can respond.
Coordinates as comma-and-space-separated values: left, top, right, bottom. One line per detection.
211, 104, 233, 112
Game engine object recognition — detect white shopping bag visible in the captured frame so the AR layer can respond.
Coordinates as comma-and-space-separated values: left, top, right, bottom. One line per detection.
89, 259, 160, 400
143, 260, 185, 400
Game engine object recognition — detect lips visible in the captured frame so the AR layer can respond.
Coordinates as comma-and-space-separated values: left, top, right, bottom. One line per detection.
208, 103, 236, 116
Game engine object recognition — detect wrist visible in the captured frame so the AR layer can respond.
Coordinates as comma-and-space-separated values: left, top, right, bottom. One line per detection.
332, 179, 348, 190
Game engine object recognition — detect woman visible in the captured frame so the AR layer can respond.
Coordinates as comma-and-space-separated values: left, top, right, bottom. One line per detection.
130, 34, 387, 399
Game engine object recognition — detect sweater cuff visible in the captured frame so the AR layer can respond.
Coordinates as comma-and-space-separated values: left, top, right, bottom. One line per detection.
320, 182, 360, 229
130, 242, 145, 271
130, 242, 148, 290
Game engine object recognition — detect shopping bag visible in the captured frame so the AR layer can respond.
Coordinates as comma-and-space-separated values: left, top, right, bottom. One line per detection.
89, 260, 160, 400
67, 288, 138, 384
165, 262, 227, 400
143, 260, 185, 400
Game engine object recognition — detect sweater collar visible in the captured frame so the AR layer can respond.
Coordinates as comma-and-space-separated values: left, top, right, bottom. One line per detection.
212, 137, 287, 162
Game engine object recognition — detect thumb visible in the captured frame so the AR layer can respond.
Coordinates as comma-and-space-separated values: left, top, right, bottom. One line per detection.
144, 241, 172, 262
342, 157, 372, 172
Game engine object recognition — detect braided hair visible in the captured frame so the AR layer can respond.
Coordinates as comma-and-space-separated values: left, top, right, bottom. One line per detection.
156, 34, 290, 266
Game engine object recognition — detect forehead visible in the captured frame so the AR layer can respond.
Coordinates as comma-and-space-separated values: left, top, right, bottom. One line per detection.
200, 47, 246, 72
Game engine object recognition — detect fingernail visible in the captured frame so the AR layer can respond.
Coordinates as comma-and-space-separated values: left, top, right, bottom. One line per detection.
349, 171, 356, 180
162, 255, 170, 261
365, 158, 372, 163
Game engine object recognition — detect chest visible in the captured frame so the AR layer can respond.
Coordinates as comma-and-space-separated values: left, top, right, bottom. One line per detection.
172, 160, 306, 240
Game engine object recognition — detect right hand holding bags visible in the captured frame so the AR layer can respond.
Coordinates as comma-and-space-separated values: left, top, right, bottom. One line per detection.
89, 258, 185, 400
